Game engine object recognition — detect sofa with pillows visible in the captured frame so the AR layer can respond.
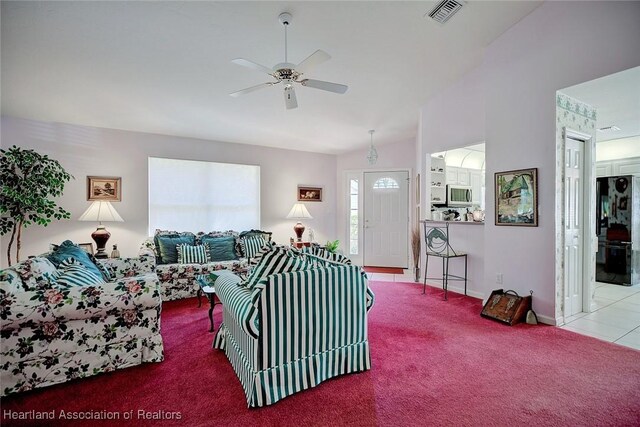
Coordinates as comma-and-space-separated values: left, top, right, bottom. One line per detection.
141, 229, 273, 301
0, 240, 164, 396
212, 246, 374, 407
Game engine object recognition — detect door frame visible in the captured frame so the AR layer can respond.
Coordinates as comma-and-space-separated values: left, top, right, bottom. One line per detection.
556, 128, 596, 324
342, 168, 413, 267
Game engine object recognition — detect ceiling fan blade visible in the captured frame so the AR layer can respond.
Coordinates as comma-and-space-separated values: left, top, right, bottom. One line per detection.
230, 82, 275, 97
284, 86, 298, 110
296, 50, 331, 75
231, 58, 274, 75
300, 79, 348, 94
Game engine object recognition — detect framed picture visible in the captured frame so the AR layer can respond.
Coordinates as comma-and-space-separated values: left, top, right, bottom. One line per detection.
297, 186, 323, 202
87, 176, 121, 201
78, 242, 94, 255
495, 168, 538, 226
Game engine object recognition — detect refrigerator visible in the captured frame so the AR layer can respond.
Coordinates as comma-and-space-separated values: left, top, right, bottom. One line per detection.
595, 175, 639, 286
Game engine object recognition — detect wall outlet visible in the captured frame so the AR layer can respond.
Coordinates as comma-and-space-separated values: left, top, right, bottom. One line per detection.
496, 273, 503, 285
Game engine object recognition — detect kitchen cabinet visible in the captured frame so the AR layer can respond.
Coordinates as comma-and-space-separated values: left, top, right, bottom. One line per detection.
446, 166, 483, 207
447, 167, 469, 186
596, 157, 640, 177
430, 156, 446, 205
470, 171, 483, 205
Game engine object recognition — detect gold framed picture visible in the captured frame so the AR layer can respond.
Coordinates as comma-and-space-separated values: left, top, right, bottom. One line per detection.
87, 176, 121, 201
297, 186, 322, 202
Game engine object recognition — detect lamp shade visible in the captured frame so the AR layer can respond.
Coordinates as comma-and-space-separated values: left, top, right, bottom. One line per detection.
286, 203, 313, 220
78, 201, 124, 223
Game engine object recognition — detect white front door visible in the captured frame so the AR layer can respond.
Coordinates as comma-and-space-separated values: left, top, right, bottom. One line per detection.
564, 135, 585, 316
363, 171, 409, 268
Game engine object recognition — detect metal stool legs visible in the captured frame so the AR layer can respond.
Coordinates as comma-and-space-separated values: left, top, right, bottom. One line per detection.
422, 252, 467, 300
444, 257, 448, 301
422, 222, 468, 300
423, 253, 429, 294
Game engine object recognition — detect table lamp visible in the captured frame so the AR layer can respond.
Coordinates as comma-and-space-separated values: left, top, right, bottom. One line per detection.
78, 201, 124, 258
286, 203, 313, 242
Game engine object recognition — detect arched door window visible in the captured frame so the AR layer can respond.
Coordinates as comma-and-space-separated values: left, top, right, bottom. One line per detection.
372, 177, 399, 189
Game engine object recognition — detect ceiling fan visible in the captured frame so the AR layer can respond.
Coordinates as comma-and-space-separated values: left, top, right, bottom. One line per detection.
230, 12, 348, 110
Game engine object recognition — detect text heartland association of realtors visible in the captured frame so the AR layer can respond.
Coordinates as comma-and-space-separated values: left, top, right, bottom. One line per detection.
2, 409, 182, 421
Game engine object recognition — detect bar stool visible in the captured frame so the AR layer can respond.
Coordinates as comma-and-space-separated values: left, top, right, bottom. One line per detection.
422, 221, 467, 300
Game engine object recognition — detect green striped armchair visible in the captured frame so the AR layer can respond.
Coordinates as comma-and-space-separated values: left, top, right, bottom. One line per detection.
213, 263, 374, 407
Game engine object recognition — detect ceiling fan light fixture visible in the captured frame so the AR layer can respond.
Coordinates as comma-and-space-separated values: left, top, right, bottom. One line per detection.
229, 12, 348, 109
367, 129, 378, 165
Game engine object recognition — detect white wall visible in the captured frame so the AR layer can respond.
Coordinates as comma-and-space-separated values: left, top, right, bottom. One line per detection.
0, 116, 337, 267
419, 65, 486, 299
483, 0, 640, 323
336, 138, 416, 262
419, 1, 640, 322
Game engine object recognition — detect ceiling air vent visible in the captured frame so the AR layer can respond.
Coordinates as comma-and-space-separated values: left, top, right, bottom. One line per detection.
597, 125, 621, 133
427, 0, 465, 24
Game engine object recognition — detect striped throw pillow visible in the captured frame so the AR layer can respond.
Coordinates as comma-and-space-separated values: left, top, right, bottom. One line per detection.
177, 243, 211, 264
240, 235, 267, 260
55, 258, 106, 288
242, 248, 309, 289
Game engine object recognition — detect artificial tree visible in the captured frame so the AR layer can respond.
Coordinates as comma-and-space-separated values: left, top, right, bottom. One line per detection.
0, 146, 73, 265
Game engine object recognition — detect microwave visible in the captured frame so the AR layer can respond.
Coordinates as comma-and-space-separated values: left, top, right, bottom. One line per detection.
447, 185, 472, 206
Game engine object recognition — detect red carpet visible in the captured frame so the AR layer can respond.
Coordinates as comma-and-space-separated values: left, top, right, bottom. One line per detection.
2, 281, 640, 426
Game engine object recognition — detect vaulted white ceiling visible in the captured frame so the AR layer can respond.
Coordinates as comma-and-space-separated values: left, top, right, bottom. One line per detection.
1, 1, 541, 154
561, 66, 640, 143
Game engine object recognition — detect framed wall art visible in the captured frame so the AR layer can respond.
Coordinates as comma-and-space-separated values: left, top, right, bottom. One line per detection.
78, 242, 94, 255
87, 176, 121, 201
495, 168, 538, 226
297, 186, 322, 202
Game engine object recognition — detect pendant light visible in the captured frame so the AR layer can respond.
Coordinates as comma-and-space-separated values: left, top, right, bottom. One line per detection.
367, 129, 378, 165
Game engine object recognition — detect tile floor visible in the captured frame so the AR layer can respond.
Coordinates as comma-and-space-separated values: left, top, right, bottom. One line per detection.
370, 272, 640, 351
560, 282, 640, 351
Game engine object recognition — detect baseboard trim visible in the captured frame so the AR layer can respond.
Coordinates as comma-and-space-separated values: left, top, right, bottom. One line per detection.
538, 314, 557, 326
421, 282, 483, 300
402, 282, 556, 324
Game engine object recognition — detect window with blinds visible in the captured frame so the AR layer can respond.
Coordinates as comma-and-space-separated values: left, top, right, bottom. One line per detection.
148, 157, 260, 234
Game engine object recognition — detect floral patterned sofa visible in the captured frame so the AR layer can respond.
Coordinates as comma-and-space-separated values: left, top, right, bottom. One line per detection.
0, 254, 164, 396
140, 229, 271, 301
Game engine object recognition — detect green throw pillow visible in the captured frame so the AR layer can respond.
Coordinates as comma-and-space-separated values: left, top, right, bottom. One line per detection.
47, 240, 105, 280
156, 234, 196, 264
200, 235, 238, 262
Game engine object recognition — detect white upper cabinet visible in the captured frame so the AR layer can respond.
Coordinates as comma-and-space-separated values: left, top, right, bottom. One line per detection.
470, 170, 483, 205
446, 166, 471, 186
446, 166, 483, 207
596, 157, 640, 177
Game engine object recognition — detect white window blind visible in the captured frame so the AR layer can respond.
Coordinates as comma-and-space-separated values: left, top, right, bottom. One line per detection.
148, 157, 260, 234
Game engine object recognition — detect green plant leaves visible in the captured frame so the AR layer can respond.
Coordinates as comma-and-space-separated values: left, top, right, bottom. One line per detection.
1, 145, 74, 263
